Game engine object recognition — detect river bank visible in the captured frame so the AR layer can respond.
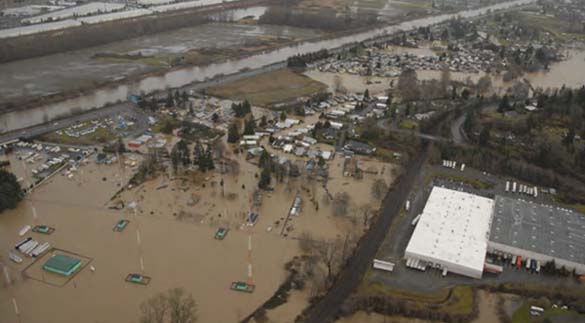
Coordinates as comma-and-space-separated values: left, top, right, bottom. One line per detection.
0, 0, 537, 134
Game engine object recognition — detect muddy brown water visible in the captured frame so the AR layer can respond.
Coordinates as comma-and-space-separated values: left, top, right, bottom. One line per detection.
0, 0, 536, 133
0, 127, 396, 322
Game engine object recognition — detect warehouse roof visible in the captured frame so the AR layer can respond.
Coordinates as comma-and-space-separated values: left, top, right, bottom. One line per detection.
490, 196, 585, 266
405, 186, 494, 275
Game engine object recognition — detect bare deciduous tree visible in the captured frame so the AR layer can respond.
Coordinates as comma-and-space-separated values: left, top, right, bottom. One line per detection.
397, 69, 420, 101
371, 178, 389, 201
477, 75, 493, 95
168, 288, 197, 323
140, 288, 197, 323
331, 192, 350, 217
140, 293, 169, 323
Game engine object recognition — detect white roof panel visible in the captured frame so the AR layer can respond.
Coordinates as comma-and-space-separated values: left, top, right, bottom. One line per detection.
405, 187, 494, 277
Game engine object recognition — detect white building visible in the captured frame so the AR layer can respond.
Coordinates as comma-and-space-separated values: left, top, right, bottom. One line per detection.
404, 187, 495, 279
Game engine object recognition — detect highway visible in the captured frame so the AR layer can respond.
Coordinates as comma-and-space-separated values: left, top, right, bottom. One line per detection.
0, 103, 146, 145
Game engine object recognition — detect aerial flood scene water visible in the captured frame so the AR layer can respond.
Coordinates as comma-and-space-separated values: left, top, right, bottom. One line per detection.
1, 0, 585, 323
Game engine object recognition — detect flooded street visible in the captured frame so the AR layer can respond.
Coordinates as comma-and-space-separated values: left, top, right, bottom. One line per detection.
0, 0, 536, 133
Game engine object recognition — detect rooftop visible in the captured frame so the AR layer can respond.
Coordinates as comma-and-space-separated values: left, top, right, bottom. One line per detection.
43, 254, 82, 276
405, 187, 494, 276
490, 196, 585, 265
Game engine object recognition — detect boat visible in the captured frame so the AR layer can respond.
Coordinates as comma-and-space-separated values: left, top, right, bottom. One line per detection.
9, 251, 23, 264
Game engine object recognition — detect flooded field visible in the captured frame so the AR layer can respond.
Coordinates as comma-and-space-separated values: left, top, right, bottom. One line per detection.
0, 124, 397, 322
0, 21, 321, 105
307, 47, 585, 98
0, 0, 536, 133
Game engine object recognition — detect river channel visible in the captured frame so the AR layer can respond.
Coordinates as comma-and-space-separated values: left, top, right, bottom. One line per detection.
0, 0, 539, 133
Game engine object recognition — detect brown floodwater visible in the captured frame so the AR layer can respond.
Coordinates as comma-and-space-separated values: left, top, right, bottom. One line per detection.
0, 126, 396, 322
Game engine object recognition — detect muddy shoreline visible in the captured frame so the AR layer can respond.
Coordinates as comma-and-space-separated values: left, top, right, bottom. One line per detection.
0, 21, 397, 114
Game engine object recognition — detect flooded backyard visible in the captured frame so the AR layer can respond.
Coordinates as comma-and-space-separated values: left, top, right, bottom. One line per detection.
0, 120, 397, 322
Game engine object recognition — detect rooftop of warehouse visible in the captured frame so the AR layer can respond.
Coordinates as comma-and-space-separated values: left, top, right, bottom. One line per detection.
490, 196, 585, 265
405, 186, 494, 273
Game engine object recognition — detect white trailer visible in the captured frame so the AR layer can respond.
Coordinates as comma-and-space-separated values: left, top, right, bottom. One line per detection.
512, 182, 517, 193
373, 259, 395, 272
411, 214, 422, 226
460, 163, 465, 172
505, 181, 510, 192
534, 186, 538, 198
405, 200, 410, 212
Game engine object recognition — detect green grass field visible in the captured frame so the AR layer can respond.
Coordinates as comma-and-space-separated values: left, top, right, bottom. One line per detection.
512, 303, 574, 323
39, 127, 116, 145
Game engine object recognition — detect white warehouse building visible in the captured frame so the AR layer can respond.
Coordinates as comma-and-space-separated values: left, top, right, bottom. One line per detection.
405, 186, 585, 279
404, 186, 495, 279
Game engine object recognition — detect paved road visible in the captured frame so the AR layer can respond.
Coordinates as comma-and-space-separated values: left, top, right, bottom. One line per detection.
304, 142, 430, 323
376, 118, 450, 143
450, 113, 467, 145
0, 103, 147, 145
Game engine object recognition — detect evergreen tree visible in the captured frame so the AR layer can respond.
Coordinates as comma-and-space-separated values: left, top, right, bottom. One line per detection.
364, 88, 370, 100
258, 165, 271, 189
170, 147, 180, 174
479, 125, 491, 147
259, 115, 267, 127
227, 122, 240, 143
259, 150, 270, 169
280, 111, 287, 122
0, 169, 24, 212
243, 117, 256, 135
176, 140, 191, 167
193, 141, 204, 165
498, 95, 511, 114
165, 90, 174, 108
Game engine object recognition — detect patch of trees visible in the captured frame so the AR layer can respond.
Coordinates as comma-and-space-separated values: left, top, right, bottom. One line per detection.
435, 142, 585, 205
129, 153, 162, 186
227, 122, 240, 143
339, 288, 479, 323
171, 140, 215, 174
482, 283, 585, 315
396, 69, 420, 102
287, 49, 330, 68
259, 6, 378, 33
371, 179, 388, 201
243, 116, 256, 135
231, 100, 252, 118
0, 169, 24, 213
139, 287, 197, 323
